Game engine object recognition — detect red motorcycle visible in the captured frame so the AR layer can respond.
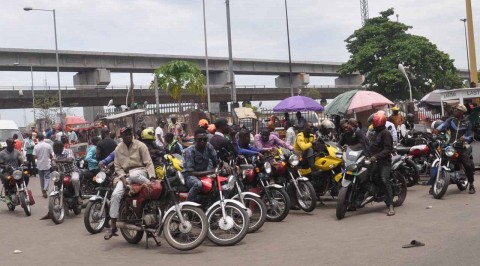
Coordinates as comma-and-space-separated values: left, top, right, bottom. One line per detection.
396, 132, 435, 186
49, 166, 82, 224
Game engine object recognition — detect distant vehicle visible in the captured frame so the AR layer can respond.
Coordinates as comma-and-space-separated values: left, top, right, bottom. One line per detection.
0, 120, 24, 153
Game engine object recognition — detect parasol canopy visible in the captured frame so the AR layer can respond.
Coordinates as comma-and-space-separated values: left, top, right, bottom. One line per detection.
325, 90, 394, 115
420, 89, 446, 106
273, 95, 324, 112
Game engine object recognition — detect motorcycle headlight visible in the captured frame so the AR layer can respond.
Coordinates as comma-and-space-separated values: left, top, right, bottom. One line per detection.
227, 175, 236, 190
95, 172, 106, 184
50, 171, 61, 182
177, 172, 185, 186
13, 170, 22, 180
289, 154, 299, 166
445, 146, 455, 157
264, 162, 272, 174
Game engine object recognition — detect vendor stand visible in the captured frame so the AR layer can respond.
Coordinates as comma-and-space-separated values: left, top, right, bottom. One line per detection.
102, 109, 146, 138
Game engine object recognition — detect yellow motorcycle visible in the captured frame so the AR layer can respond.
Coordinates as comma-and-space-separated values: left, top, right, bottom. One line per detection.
298, 138, 343, 199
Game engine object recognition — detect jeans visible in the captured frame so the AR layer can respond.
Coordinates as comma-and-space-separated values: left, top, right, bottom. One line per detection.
186, 176, 203, 203
38, 169, 50, 191
372, 161, 393, 206
26, 154, 37, 176
109, 169, 150, 219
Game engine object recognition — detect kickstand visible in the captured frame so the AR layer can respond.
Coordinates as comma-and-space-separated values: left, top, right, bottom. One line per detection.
145, 232, 161, 249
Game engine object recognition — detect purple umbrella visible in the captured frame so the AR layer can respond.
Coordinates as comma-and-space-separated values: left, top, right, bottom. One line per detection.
273, 96, 324, 112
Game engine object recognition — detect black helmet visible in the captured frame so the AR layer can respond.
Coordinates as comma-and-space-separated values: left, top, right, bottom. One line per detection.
406, 113, 415, 122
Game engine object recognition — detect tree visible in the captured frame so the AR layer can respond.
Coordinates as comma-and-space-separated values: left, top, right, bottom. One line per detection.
34, 92, 76, 127
339, 8, 462, 101
151, 60, 205, 112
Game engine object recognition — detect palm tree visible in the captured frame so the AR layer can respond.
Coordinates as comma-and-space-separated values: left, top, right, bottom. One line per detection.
151, 60, 205, 112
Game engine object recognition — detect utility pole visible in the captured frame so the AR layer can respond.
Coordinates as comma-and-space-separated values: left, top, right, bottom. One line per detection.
465, 0, 478, 84
225, 0, 236, 104
360, 0, 369, 26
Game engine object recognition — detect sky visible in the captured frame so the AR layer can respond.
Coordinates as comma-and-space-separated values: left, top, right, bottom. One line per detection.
1, 0, 479, 126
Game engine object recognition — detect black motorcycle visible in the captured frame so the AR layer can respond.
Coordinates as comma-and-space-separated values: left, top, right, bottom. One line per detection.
336, 145, 408, 220
0, 165, 33, 216
84, 165, 114, 234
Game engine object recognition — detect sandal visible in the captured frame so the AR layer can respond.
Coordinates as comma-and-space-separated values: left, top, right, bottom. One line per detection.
104, 228, 118, 240
402, 240, 425, 248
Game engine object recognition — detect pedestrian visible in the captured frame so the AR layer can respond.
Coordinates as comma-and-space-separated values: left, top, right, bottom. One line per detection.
284, 120, 296, 146
296, 111, 307, 129
25, 133, 37, 177
168, 115, 184, 141
389, 106, 404, 128
56, 128, 65, 142
33, 134, 53, 198
155, 120, 165, 148
69, 129, 78, 144
12, 134, 23, 152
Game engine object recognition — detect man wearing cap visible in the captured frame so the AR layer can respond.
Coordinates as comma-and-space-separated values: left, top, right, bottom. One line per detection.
432, 104, 476, 194
209, 118, 236, 161
389, 106, 404, 128
104, 126, 155, 240
0, 138, 24, 205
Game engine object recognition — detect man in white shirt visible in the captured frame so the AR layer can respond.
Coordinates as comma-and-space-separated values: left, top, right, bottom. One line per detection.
155, 120, 165, 148
284, 120, 296, 146
56, 130, 64, 142
33, 134, 54, 198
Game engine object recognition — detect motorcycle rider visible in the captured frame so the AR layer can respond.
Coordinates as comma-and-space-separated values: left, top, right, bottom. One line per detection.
140, 128, 164, 168
433, 104, 475, 194
318, 119, 336, 142
255, 128, 294, 151
83, 136, 100, 182
338, 120, 369, 150
184, 128, 218, 203
294, 123, 316, 168
52, 141, 82, 205
400, 113, 416, 145
164, 132, 183, 155
104, 126, 155, 240
368, 112, 395, 216
367, 112, 398, 144
210, 118, 236, 162
0, 138, 24, 204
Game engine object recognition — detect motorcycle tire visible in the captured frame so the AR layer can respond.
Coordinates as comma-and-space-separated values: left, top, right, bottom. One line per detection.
84, 201, 107, 234
433, 170, 450, 200
207, 202, 249, 246
242, 195, 267, 233
119, 203, 144, 244
19, 191, 32, 216
336, 186, 350, 220
163, 206, 208, 251
7, 202, 15, 211
49, 195, 65, 224
262, 187, 291, 222
404, 159, 420, 187
293, 181, 317, 212
457, 168, 469, 191
392, 172, 407, 207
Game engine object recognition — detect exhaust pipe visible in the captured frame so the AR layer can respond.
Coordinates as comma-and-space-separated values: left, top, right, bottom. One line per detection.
116, 222, 157, 233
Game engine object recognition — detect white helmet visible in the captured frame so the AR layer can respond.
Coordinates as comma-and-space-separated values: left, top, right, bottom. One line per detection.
320, 120, 335, 129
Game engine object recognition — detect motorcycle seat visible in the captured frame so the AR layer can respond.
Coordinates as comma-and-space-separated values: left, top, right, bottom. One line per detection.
396, 146, 410, 155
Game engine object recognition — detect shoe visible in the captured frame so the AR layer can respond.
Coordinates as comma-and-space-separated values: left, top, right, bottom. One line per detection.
469, 184, 476, 194
40, 213, 50, 220
387, 205, 395, 216
77, 197, 83, 205
42, 190, 48, 198
429, 187, 433, 195
104, 228, 118, 240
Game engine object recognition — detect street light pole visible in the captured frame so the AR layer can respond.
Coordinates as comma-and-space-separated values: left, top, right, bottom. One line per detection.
225, 0, 236, 104
30, 64, 36, 121
202, 0, 211, 112
284, 0, 294, 96
24, 7, 63, 123
461, 18, 471, 83
398, 63, 412, 102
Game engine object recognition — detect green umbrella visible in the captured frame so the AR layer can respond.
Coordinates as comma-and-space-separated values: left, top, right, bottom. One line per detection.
324, 90, 358, 115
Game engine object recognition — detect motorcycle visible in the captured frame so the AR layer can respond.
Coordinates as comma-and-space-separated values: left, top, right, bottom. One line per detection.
336, 145, 408, 220
117, 154, 208, 250
84, 165, 114, 234
0, 165, 34, 216
245, 155, 291, 222
177, 160, 250, 246
49, 165, 83, 224
431, 134, 469, 199
297, 138, 343, 200
270, 147, 317, 212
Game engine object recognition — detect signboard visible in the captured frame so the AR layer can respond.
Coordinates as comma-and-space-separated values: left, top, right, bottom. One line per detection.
441, 88, 480, 101
68, 121, 103, 131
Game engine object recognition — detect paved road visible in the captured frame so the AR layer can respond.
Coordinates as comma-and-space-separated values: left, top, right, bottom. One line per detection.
2, 176, 480, 266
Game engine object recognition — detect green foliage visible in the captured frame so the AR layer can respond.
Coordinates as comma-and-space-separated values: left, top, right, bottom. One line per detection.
151, 60, 205, 102
305, 88, 321, 99
339, 8, 462, 101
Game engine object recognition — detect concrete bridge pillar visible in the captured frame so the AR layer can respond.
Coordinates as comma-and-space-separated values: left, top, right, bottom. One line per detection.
209, 71, 230, 86
335, 74, 363, 86
73, 68, 111, 89
275, 73, 310, 88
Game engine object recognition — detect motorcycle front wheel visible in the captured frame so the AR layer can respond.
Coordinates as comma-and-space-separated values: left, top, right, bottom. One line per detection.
456, 168, 469, 191
433, 170, 450, 199
207, 202, 249, 246
19, 191, 31, 216
163, 205, 208, 251
336, 186, 351, 220
49, 195, 65, 224
84, 201, 107, 234
293, 181, 317, 212
262, 188, 290, 222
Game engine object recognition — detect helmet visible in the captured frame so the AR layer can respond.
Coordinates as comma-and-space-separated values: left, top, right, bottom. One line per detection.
198, 119, 209, 127
431, 120, 443, 129
207, 124, 216, 134
320, 120, 335, 129
372, 112, 387, 128
392, 106, 400, 111
406, 113, 415, 122
454, 104, 467, 113
141, 128, 155, 140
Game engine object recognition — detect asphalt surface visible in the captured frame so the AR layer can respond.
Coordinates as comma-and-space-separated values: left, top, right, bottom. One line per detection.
2, 175, 480, 266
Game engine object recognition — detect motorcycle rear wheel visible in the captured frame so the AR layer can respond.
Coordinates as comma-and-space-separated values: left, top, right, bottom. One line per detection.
262, 188, 290, 222
456, 169, 468, 191
84, 201, 107, 234
242, 195, 267, 233
294, 181, 317, 212
336, 186, 350, 220
19, 191, 31, 216
403, 160, 420, 187
49, 195, 65, 224
207, 202, 249, 246
392, 172, 407, 207
163, 206, 208, 251
433, 170, 450, 199
119, 203, 144, 244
